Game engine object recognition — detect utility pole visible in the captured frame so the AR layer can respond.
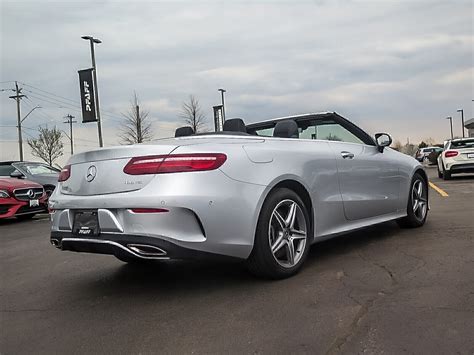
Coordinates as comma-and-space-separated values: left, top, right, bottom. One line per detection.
457, 109, 465, 138
218, 88, 226, 121
81, 35, 103, 147
64, 114, 77, 155
9, 82, 26, 161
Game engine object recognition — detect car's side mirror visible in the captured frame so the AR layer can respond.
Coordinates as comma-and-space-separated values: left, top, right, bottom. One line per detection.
375, 133, 392, 152
10, 170, 24, 179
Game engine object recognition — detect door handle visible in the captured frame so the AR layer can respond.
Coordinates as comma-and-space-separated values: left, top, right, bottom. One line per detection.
341, 151, 355, 159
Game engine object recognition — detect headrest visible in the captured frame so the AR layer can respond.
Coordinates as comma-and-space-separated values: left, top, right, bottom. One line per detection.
223, 118, 247, 133
175, 126, 194, 137
273, 120, 299, 138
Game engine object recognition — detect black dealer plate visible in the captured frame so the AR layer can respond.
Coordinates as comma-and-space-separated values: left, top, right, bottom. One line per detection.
72, 210, 99, 237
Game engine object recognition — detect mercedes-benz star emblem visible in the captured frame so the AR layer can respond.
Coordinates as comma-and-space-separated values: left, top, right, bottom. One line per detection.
27, 189, 34, 198
86, 165, 97, 182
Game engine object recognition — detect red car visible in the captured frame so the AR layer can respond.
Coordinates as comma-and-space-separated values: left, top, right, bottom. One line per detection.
0, 178, 48, 220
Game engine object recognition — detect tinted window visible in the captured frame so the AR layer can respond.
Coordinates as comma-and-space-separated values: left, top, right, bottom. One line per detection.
251, 119, 365, 144
253, 127, 274, 137
0, 165, 16, 176
299, 121, 364, 144
15, 163, 59, 175
450, 139, 474, 149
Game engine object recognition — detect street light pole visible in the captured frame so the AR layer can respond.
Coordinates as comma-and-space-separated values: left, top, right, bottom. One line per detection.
457, 109, 465, 138
218, 88, 226, 121
82, 35, 103, 147
446, 116, 453, 140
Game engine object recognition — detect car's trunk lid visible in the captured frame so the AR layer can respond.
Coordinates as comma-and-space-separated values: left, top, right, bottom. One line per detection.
61, 143, 179, 196
60, 135, 264, 196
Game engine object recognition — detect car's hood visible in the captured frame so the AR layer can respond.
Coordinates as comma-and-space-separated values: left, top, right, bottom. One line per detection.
0, 177, 43, 191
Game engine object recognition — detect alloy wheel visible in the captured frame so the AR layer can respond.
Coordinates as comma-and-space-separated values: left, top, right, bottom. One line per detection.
412, 180, 427, 221
268, 199, 307, 268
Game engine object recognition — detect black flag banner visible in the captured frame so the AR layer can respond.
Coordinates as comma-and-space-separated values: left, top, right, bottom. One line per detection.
78, 68, 97, 123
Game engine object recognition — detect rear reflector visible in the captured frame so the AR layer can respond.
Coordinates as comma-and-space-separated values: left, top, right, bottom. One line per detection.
58, 165, 71, 182
444, 150, 459, 158
123, 153, 227, 175
130, 208, 169, 213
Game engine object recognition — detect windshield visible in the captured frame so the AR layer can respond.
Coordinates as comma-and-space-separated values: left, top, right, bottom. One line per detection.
450, 139, 474, 149
15, 163, 60, 175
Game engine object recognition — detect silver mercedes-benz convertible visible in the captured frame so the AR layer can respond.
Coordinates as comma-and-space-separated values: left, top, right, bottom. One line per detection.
49, 112, 428, 278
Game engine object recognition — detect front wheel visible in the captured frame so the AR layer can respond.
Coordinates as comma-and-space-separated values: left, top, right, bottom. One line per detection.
246, 188, 311, 279
397, 173, 428, 228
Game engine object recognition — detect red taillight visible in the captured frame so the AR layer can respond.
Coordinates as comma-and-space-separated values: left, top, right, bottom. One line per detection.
130, 208, 169, 213
58, 165, 71, 182
123, 153, 227, 175
444, 150, 459, 158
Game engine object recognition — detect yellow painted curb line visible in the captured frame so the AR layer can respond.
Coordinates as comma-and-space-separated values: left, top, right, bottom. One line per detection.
429, 181, 449, 197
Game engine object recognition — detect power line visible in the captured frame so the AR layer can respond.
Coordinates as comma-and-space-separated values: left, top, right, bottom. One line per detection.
19, 81, 78, 104
20, 82, 124, 122
26, 92, 81, 111
22, 88, 81, 109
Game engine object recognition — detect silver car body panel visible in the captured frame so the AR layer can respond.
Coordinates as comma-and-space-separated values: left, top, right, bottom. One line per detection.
50, 113, 424, 260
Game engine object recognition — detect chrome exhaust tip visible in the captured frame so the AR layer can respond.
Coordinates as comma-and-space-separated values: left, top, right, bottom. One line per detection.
51, 238, 60, 248
127, 244, 167, 257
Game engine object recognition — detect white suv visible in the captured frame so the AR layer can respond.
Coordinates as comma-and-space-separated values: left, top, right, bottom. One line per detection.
437, 138, 474, 179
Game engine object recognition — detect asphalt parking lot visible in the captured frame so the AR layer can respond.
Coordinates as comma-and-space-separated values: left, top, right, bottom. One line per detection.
1, 167, 473, 354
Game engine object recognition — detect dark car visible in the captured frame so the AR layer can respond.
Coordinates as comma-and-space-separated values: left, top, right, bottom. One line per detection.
0, 161, 59, 196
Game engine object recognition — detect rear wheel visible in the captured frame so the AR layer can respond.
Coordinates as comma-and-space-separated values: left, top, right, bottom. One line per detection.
247, 188, 311, 279
442, 165, 451, 180
397, 173, 428, 228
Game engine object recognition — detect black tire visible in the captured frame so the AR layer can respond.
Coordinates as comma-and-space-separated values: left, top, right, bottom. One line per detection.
442, 165, 451, 180
246, 188, 311, 279
397, 173, 428, 228
17, 214, 35, 221
437, 165, 442, 178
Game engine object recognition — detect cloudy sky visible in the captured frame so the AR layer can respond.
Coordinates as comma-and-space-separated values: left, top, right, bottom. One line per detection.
1, 0, 472, 165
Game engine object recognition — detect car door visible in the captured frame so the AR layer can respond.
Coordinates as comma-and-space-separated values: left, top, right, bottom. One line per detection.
314, 121, 400, 221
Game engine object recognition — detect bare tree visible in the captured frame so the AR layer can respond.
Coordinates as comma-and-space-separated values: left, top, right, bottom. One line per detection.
392, 140, 403, 151
119, 92, 153, 144
180, 95, 206, 133
27, 126, 64, 166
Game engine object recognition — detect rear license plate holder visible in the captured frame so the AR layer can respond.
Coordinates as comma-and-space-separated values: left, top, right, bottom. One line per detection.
73, 210, 100, 237
467, 153, 474, 159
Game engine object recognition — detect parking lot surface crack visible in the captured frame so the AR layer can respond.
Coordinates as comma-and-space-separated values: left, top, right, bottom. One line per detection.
356, 251, 398, 285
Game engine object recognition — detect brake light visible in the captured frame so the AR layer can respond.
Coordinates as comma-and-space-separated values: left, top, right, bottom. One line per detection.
130, 208, 169, 213
123, 153, 227, 175
444, 151, 459, 158
58, 165, 71, 182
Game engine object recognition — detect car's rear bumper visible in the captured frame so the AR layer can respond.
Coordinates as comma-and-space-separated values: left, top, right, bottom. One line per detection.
49, 170, 268, 259
50, 231, 238, 261
447, 162, 474, 174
